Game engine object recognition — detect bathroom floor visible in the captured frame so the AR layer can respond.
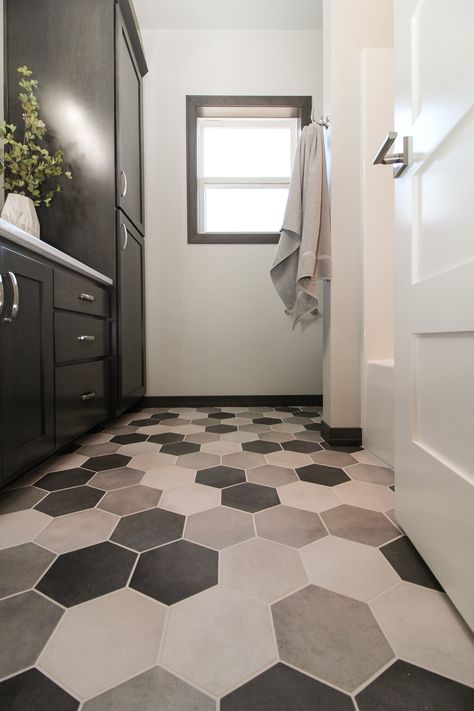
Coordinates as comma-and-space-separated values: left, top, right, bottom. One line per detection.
0, 404, 473, 710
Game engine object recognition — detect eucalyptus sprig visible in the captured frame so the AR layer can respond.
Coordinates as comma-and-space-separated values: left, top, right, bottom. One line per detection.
0, 66, 72, 207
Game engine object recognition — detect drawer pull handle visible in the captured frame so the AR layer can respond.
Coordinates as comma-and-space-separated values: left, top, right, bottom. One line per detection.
3, 272, 20, 323
77, 335, 96, 342
79, 293, 95, 303
81, 391, 97, 402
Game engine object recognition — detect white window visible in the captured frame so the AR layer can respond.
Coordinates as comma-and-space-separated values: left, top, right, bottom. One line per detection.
197, 117, 298, 235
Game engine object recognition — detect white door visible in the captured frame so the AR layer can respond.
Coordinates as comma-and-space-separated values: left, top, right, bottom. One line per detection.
394, 0, 474, 629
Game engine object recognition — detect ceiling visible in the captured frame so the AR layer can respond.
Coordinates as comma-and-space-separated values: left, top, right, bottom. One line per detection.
132, 0, 323, 31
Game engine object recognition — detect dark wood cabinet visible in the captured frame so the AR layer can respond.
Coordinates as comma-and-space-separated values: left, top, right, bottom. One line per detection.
0, 247, 54, 483
117, 212, 145, 410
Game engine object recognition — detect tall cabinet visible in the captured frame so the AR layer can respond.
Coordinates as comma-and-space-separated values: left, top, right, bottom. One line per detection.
5, 0, 147, 415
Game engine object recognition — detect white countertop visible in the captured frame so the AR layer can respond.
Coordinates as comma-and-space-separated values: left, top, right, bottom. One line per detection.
0, 218, 113, 286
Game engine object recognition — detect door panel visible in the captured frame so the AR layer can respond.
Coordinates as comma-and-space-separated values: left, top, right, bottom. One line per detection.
116, 7, 144, 234
117, 212, 145, 411
0, 247, 54, 481
395, 0, 474, 628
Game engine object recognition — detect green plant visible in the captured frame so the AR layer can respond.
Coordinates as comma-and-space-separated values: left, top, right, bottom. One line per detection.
0, 66, 72, 207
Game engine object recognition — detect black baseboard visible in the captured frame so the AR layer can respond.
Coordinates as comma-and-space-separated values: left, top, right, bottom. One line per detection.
321, 421, 362, 447
136, 395, 323, 409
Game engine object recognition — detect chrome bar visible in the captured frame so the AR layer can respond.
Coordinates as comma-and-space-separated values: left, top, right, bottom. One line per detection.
3, 272, 19, 323
122, 223, 128, 251
81, 391, 97, 401
79, 293, 96, 302
373, 132, 400, 164
120, 169, 128, 199
77, 335, 96, 342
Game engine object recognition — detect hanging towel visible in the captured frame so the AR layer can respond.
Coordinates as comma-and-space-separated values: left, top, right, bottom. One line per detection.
270, 123, 331, 329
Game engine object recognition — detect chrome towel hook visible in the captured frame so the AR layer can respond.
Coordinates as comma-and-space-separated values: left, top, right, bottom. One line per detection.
311, 109, 330, 128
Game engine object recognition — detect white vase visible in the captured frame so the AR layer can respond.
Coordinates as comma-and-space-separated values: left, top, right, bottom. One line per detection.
1, 193, 40, 239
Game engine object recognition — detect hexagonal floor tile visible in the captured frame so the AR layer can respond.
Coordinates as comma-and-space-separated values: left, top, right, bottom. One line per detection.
177, 452, 220, 470
200, 439, 242, 455
265, 450, 313, 469
98, 484, 162, 516
142, 465, 196, 490
82, 666, 215, 711
129, 451, 176, 471
151, 412, 180, 422
0, 590, 63, 678
0, 543, 55, 599
334, 480, 395, 512
297, 463, 350, 486
34, 486, 105, 517
321, 505, 400, 546
185, 432, 221, 445
253, 417, 282, 425
242, 440, 281, 454
281, 440, 322, 454
160, 483, 221, 516
148, 432, 185, 445
278, 481, 340, 514
196, 465, 246, 489
0, 486, 47, 514
34, 468, 94, 492
222, 482, 280, 513
356, 660, 474, 711
117, 442, 161, 457
185, 506, 254, 550
380, 536, 443, 591
221, 663, 354, 711
161, 441, 201, 456
206, 424, 237, 434
111, 507, 185, 552
309, 450, 357, 468
131, 539, 218, 605
111, 433, 148, 445
41, 453, 89, 473
258, 431, 294, 443
35, 508, 119, 554
247, 464, 298, 488
221, 451, 266, 470
272, 585, 394, 692
77, 443, 120, 458
36, 541, 136, 607
130, 418, 156, 427
294, 430, 323, 443
88, 466, 144, 491
370, 582, 474, 686
208, 412, 235, 420
222, 431, 256, 443
347, 463, 394, 486
160, 585, 277, 696
270, 423, 303, 434
85, 454, 131, 472
301, 536, 399, 601
321, 442, 363, 454
0, 668, 79, 711
255, 505, 327, 548
220, 538, 307, 602
38, 588, 166, 699
0, 509, 51, 550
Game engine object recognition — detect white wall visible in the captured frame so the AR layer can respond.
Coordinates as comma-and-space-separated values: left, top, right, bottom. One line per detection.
142, 29, 324, 396
322, 0, 393, 428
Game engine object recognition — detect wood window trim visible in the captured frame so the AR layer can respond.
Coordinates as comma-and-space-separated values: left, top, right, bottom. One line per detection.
186, 95, 312, 245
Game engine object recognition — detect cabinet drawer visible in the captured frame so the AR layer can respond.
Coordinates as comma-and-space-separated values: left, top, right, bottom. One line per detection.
54, 270, 109, 317
55, 312, 109, 363
56, 361, 108, 446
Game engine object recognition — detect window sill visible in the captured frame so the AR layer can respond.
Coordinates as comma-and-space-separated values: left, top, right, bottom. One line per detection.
188, 232, 280, 245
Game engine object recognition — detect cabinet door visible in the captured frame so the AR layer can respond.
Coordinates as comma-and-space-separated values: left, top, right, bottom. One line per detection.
116, 7, 144, 235
0, 247, 54, 483
117, 212, 145, 411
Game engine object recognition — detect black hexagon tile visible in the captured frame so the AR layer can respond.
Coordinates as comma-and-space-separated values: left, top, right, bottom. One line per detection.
380, 537, 443, 591
195, 466, 246, 489
208, 412, 235, 420
85, 454, 131, 471
34, 486, 105, 517
34, 467, 95, 492
253, 417, 282, 425
150, 412, 179, 421
130, 418, 155, 427
160, 441, 200, 456
242, 440, 281, 454
148, 432, 185, 445
206, 424, 237, 434
297, 463, 350, 486
36, 541, 137, 606
130, 539, 218, 605
0, 669, 79, 711
111, 433, 149, 445
222, 482, 280, 513
282, 440, 322, 454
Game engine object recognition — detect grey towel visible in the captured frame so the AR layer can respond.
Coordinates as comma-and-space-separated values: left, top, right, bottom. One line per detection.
270, 123, 331, 329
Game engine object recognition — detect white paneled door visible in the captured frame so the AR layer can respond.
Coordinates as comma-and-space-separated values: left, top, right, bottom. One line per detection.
394, 0, 474, 629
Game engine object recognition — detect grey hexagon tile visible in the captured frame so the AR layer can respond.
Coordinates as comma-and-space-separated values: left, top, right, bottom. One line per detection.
238, 424, 271, 433
220, 537, 307, 602
310, 450, 357, 467
0, 668, 79, 711
160, 585, 277, 695
0, 509, 51, 550
380, 536, 442, 591
38, 588, 166, 699
34, 468, 95, 492
335, 480, 395, 512
272, 585, 394, 692
222, 431, 257, 443
41, 454, 89, 473
221, 451, 266, 470
148, 432, 185, 445
88, 467, 144, 491
85, 454, 131, 472
35, 486, 105, 517
185, 506, 254, 550
142, 465, 196, 490
139, 424, 175, 436
321, 505, 400, 546
281, 439, 322, 454
161, 441, 201, 456
117, 441, 162, 457
293, 430, 323, 443
255, 505, 327, 548
0, 590, 64, 678
129, 451, 176, 471
370, 582, 474, 686
222, 482, 280, 513
247, 464, 298, 488
206, 424, 238, 434
192, 417, 221, 427
278, 481, 340, 514
82, 666, 215, 711
297, 463, 350, 486
270, 423, 303, 434
356, 660, 474, 711
167, 424, 207, 435
185, 432, 221, 445
353, 449, 391, 466
177, 452, 220, 470
77, 443, 120, 458
111, 507, 185, 552
0, 543, 55, 599
101, 425, 137, 437
208, 411, 235, 420
98, 485, 161, 516
346, 463, 394, 486
266, 450, 313, 469
258, 431, 295, 443
160, 484, 221, 516
221, 663, 354, 711
78, 432, 114, 444
301, 536, 399, 602
35, 508, 118, 554
196, 465, 246, 489
0, 486, 47, 514
131, 539, 218, 604
200, 439, 242, 455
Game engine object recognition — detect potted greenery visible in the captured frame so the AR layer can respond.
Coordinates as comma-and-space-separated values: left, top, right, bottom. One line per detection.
0, 66, 72, 238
